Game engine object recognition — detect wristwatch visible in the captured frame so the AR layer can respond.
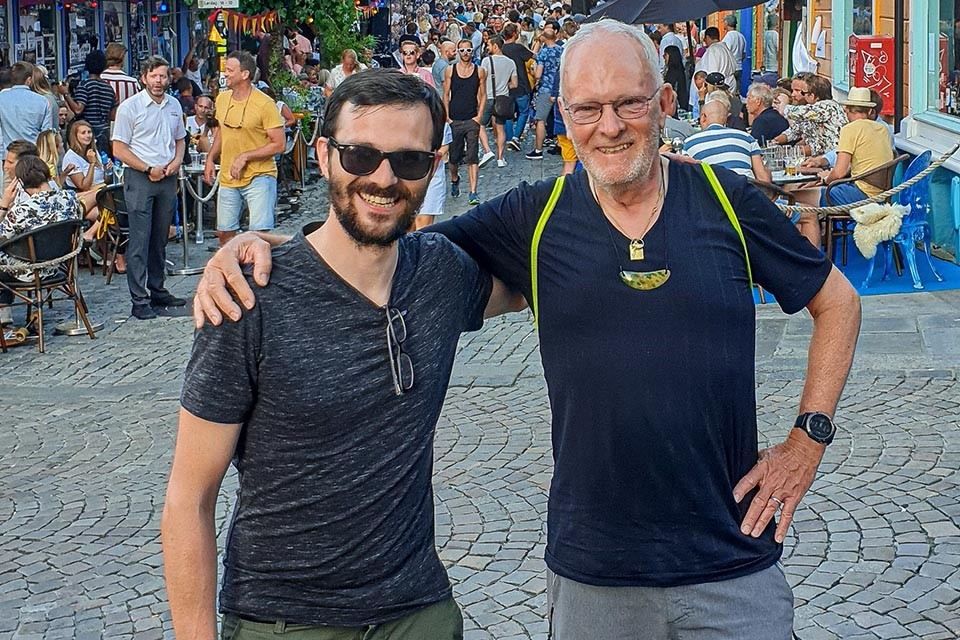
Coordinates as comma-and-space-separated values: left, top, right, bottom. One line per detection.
794, 412, 837, 445
144, 166, 152, 175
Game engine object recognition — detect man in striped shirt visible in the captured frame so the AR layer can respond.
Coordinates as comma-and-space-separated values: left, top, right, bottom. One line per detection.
102, 43, 141, 107
682, 100, 770, 181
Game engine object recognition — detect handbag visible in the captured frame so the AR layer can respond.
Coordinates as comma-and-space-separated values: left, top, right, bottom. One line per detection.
490, 57, 515, 119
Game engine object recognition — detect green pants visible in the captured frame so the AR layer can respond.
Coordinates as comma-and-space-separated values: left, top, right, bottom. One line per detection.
221, 597, 463, 640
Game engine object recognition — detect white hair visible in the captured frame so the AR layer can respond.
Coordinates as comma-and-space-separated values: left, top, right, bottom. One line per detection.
559, 19, 662, 100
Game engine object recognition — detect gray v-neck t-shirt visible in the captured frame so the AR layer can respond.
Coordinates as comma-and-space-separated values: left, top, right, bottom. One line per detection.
181, 225, 492, 625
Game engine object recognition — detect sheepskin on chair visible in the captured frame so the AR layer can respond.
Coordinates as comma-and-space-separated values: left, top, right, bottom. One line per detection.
850, 202, 909, 259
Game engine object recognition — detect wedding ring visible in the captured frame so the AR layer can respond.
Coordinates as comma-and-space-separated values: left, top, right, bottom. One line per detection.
769, 496, 784, 508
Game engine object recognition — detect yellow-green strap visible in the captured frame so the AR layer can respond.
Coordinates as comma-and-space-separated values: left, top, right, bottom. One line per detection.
530, 176, 566, 328
701, 163, 754, 290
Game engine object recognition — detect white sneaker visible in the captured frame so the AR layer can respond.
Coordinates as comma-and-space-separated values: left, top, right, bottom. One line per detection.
497, 158, 507, 168
479, 151, 496, 167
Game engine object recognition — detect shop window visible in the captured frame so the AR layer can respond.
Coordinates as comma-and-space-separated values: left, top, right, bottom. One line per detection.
940, 0, 960, 117
0, 1, 9, 66
17, 1, 58, 75
65, 0, 98, 76
103, 1, 126, 46
853, 0, 874, 35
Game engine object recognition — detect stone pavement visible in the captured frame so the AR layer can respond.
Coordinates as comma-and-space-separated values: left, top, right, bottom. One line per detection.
2, 147, 960, 640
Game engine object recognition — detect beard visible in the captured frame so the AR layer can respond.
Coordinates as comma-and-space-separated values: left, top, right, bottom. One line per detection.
572, 113, 662, 190
330, 178, 425, 247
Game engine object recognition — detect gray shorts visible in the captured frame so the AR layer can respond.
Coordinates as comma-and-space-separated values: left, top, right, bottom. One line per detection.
547, 562, 794, 640
533, 90, 554, 121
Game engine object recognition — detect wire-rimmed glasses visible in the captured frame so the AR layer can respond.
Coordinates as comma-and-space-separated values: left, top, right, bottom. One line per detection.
386, 306, 414, 395
563, 87, 662, 125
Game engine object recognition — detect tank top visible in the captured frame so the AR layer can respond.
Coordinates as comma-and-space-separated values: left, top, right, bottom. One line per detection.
449, 63, 480, 121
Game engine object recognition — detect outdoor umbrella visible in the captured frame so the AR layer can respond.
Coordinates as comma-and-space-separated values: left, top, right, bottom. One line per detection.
584, 0, 762, 25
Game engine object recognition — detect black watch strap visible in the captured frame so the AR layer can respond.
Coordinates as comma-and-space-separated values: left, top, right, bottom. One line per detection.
144, 166, 152, 175
794, 412, 837, 445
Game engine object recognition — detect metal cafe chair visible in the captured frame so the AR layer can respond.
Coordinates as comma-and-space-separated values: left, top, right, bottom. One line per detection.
0, 219, 96, 353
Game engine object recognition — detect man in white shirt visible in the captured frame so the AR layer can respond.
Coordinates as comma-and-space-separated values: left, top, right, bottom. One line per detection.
111, 56, 187, 320
657, 24, 685, 71
696, 26, 737, 93
721, 15, 747, 89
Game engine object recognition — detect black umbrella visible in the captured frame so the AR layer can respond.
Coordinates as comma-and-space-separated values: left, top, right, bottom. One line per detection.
584, 0, 761, 25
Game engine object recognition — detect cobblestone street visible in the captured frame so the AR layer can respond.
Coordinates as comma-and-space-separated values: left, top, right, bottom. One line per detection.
2, 151, 960, 640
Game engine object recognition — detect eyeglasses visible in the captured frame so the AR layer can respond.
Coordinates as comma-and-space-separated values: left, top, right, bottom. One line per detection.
222, 98, 248, 129
564, 87, 662, 125
327, 138, 437, 181
458, 47, 474, 54
386, 306, 414, 395
401, 50, 419, 56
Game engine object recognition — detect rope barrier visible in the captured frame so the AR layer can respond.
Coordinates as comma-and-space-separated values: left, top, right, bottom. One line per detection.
778, 143, 960, 215
182, 172, 220, 203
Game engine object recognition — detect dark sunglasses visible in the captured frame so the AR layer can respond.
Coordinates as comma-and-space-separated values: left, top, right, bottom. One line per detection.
327, 138, 437, 181
401, 50, 419, 56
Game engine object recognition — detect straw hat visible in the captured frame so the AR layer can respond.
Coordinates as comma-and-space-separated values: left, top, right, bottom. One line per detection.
840, 87, 875, 108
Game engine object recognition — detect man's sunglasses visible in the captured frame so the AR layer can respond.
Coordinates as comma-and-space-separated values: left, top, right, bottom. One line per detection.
327, 138, 437, 181
458, 47, 474, 54
401, 50, 419, 56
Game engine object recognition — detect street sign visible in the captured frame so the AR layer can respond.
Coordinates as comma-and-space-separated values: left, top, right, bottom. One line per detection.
198, 0, 240, 8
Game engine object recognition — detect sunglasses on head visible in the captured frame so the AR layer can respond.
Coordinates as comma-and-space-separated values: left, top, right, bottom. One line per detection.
327, 138, 437, 181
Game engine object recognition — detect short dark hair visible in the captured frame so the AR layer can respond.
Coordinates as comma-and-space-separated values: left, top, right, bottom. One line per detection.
14, 155, 50, 189
502, 22, 518, 39
869, 89, 884, 115
0, 66, 11, 90
322, 69, 446, 150
488, 35, 505, 49
704, 26, 721, 40
10, 62, 33, 86
141, 56, 170, 76
176, 77, 192, 92
84, 50, 107, 75
420, 49, 436, 65
226, 50, 257, 81
7, 139, 38, 159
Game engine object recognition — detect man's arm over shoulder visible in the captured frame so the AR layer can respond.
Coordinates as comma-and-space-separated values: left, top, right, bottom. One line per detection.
430, 178, 558, 297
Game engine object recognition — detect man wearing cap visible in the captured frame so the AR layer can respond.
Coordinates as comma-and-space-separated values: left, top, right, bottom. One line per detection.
696, 26, 737, 93
790, 87, 893, 219
721, 15, 746, 88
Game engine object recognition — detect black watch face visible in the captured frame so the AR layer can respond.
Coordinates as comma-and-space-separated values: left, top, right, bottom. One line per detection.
808, 413, 834, 440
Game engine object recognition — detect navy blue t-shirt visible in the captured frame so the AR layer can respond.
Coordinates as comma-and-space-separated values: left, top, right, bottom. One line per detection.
750, 107, 790, 146
434, 161, 832, 587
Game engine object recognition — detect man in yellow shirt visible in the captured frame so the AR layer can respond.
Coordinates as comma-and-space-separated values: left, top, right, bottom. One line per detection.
204, 51, 285, 246
791, 87, 894, 247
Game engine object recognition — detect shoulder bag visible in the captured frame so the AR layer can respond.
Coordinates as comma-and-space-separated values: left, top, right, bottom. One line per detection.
490, 57, 516, 120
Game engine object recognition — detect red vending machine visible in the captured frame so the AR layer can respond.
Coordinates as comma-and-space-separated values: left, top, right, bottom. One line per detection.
848, 34, 894, 116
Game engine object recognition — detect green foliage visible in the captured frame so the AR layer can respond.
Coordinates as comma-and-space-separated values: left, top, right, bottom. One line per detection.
239, 0, 375, 69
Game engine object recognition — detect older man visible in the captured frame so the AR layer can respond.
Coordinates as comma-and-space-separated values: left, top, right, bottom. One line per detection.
198, 20, 861, 640
745, 82, 788, 146
683, 100, 771, 182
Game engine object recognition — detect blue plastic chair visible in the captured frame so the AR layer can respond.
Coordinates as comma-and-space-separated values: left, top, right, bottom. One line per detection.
952, 176, 960, 265
862, 151, 943, 289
